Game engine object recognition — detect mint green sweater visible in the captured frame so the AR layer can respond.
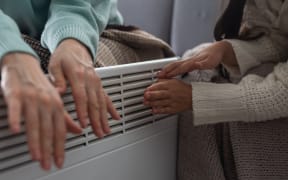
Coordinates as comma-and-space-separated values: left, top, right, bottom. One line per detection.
0, 0, 123, 61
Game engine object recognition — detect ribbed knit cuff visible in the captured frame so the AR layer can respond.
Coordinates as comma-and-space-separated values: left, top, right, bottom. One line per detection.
223, 38, 276, 79
192, 82, 249, 126
41, 24, 98, 61
223, 39, 258, 77
0, 33, 38, 62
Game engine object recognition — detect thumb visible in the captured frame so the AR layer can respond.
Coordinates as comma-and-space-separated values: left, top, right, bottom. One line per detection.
48, 61, 67, 94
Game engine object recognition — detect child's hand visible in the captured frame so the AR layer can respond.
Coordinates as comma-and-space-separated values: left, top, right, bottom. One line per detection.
144, 79, 192, 114
157, 41, 235, 78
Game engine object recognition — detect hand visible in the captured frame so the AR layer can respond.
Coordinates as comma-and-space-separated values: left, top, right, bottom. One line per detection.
157, 41, 236, 78
48, 39, 120, 138
0, 53, 82, 170
144, 79, 192, 114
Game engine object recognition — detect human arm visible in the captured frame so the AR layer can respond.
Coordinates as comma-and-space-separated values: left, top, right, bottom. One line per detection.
0, 9, 82, 170
42, 0, 121, 136
0, 10, 37, 61
157, 41, 237, 78
158, 1, 288, 79
41, 0, 122, 60
144, 79, 192, 114
146, 62, 288, 125
1, 53, 82, 170
221, 1, 288, 78
191, 62, 288, 126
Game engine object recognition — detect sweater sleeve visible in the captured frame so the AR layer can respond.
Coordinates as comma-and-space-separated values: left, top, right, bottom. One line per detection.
192, 62, 288, 126
222, 1, 288, 79
41, 0, 119, 61
0, 10, 38, 62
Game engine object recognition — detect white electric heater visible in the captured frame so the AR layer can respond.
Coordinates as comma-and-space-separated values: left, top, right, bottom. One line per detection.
0, 57, 179, 180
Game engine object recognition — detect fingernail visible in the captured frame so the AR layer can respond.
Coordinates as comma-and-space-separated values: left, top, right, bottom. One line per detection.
146, 93, 150, 98
104, 127, 111, 134
156, 71, 162, 77
57, 158, 64, 169
81, 118, 88, 128
98, 130, 104, 138
143, 101, 149, 106
11, 125, 20, 134
44, 160, 51, 171
34, 150, 41, 161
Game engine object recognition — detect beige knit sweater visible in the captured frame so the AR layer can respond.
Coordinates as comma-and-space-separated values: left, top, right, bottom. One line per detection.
192, 0, 288, 125
178, 1, 288, 180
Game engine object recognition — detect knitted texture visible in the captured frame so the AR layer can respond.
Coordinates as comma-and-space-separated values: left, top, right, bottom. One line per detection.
0, 0, 123, 63
241, 63, 288, 122
178, 111, 288, 180
178, 1, 288, 179
223, 0, 288, 78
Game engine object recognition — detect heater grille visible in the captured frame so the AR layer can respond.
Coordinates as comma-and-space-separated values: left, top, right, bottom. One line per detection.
0, 57, 179, 174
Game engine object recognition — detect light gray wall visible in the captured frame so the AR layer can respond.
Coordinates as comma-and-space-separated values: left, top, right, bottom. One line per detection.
171, 0, 222, 55
117, 0, 174, 43
117, 0, 223, 56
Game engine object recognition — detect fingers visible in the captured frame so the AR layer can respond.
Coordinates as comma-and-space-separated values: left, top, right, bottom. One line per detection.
48, 61, 67, 94
39, 96, 53, 171
158, 58, 202, 78
146, 81, 168, 91
64, 111, 82, 134
67, 68, 88, 128
52, 103, 66, 169
144, 92, 177, 114
86, 70, 111, 137
86, 73, 103, 138
152, 106, 174, 114
1, 68, 22, 133
50, 40, 120, 139
105, 93, 121, 120
97, 89, 110, 134
144, 90, 169, 102
1, 53, 69, 171
157, 61, 182, 78
6, 95, 22, 133
24, 95, 41, 161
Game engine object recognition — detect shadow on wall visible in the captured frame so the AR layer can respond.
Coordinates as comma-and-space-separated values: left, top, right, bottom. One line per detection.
118, 0, 224, 56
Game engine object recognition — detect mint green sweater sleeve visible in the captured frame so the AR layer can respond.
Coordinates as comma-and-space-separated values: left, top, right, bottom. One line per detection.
41, 0, 122, 61
0, 10, 38, 61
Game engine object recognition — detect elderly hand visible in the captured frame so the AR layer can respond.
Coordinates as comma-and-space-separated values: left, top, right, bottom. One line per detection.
0, 53, 82, 171
48, 39, 120, 138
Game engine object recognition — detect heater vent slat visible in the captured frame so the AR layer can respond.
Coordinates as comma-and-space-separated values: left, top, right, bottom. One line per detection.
0, 135, 26, 150
0, 144, 28, 160
0, 120, 8, 128
0, 154, 31, 172
123, 80, 152, 91
0, 108, 7, 118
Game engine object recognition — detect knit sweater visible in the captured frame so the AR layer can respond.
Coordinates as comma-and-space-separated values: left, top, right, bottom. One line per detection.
178, 1, 288, 179
192, 0, 288, 126
0, 0, 123, 61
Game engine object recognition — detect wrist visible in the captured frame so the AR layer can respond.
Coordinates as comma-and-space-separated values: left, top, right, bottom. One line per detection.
58, 39, 92, 59
56, 38, 93, 62
218, 41, 238, 66
1, 52, 40, 70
